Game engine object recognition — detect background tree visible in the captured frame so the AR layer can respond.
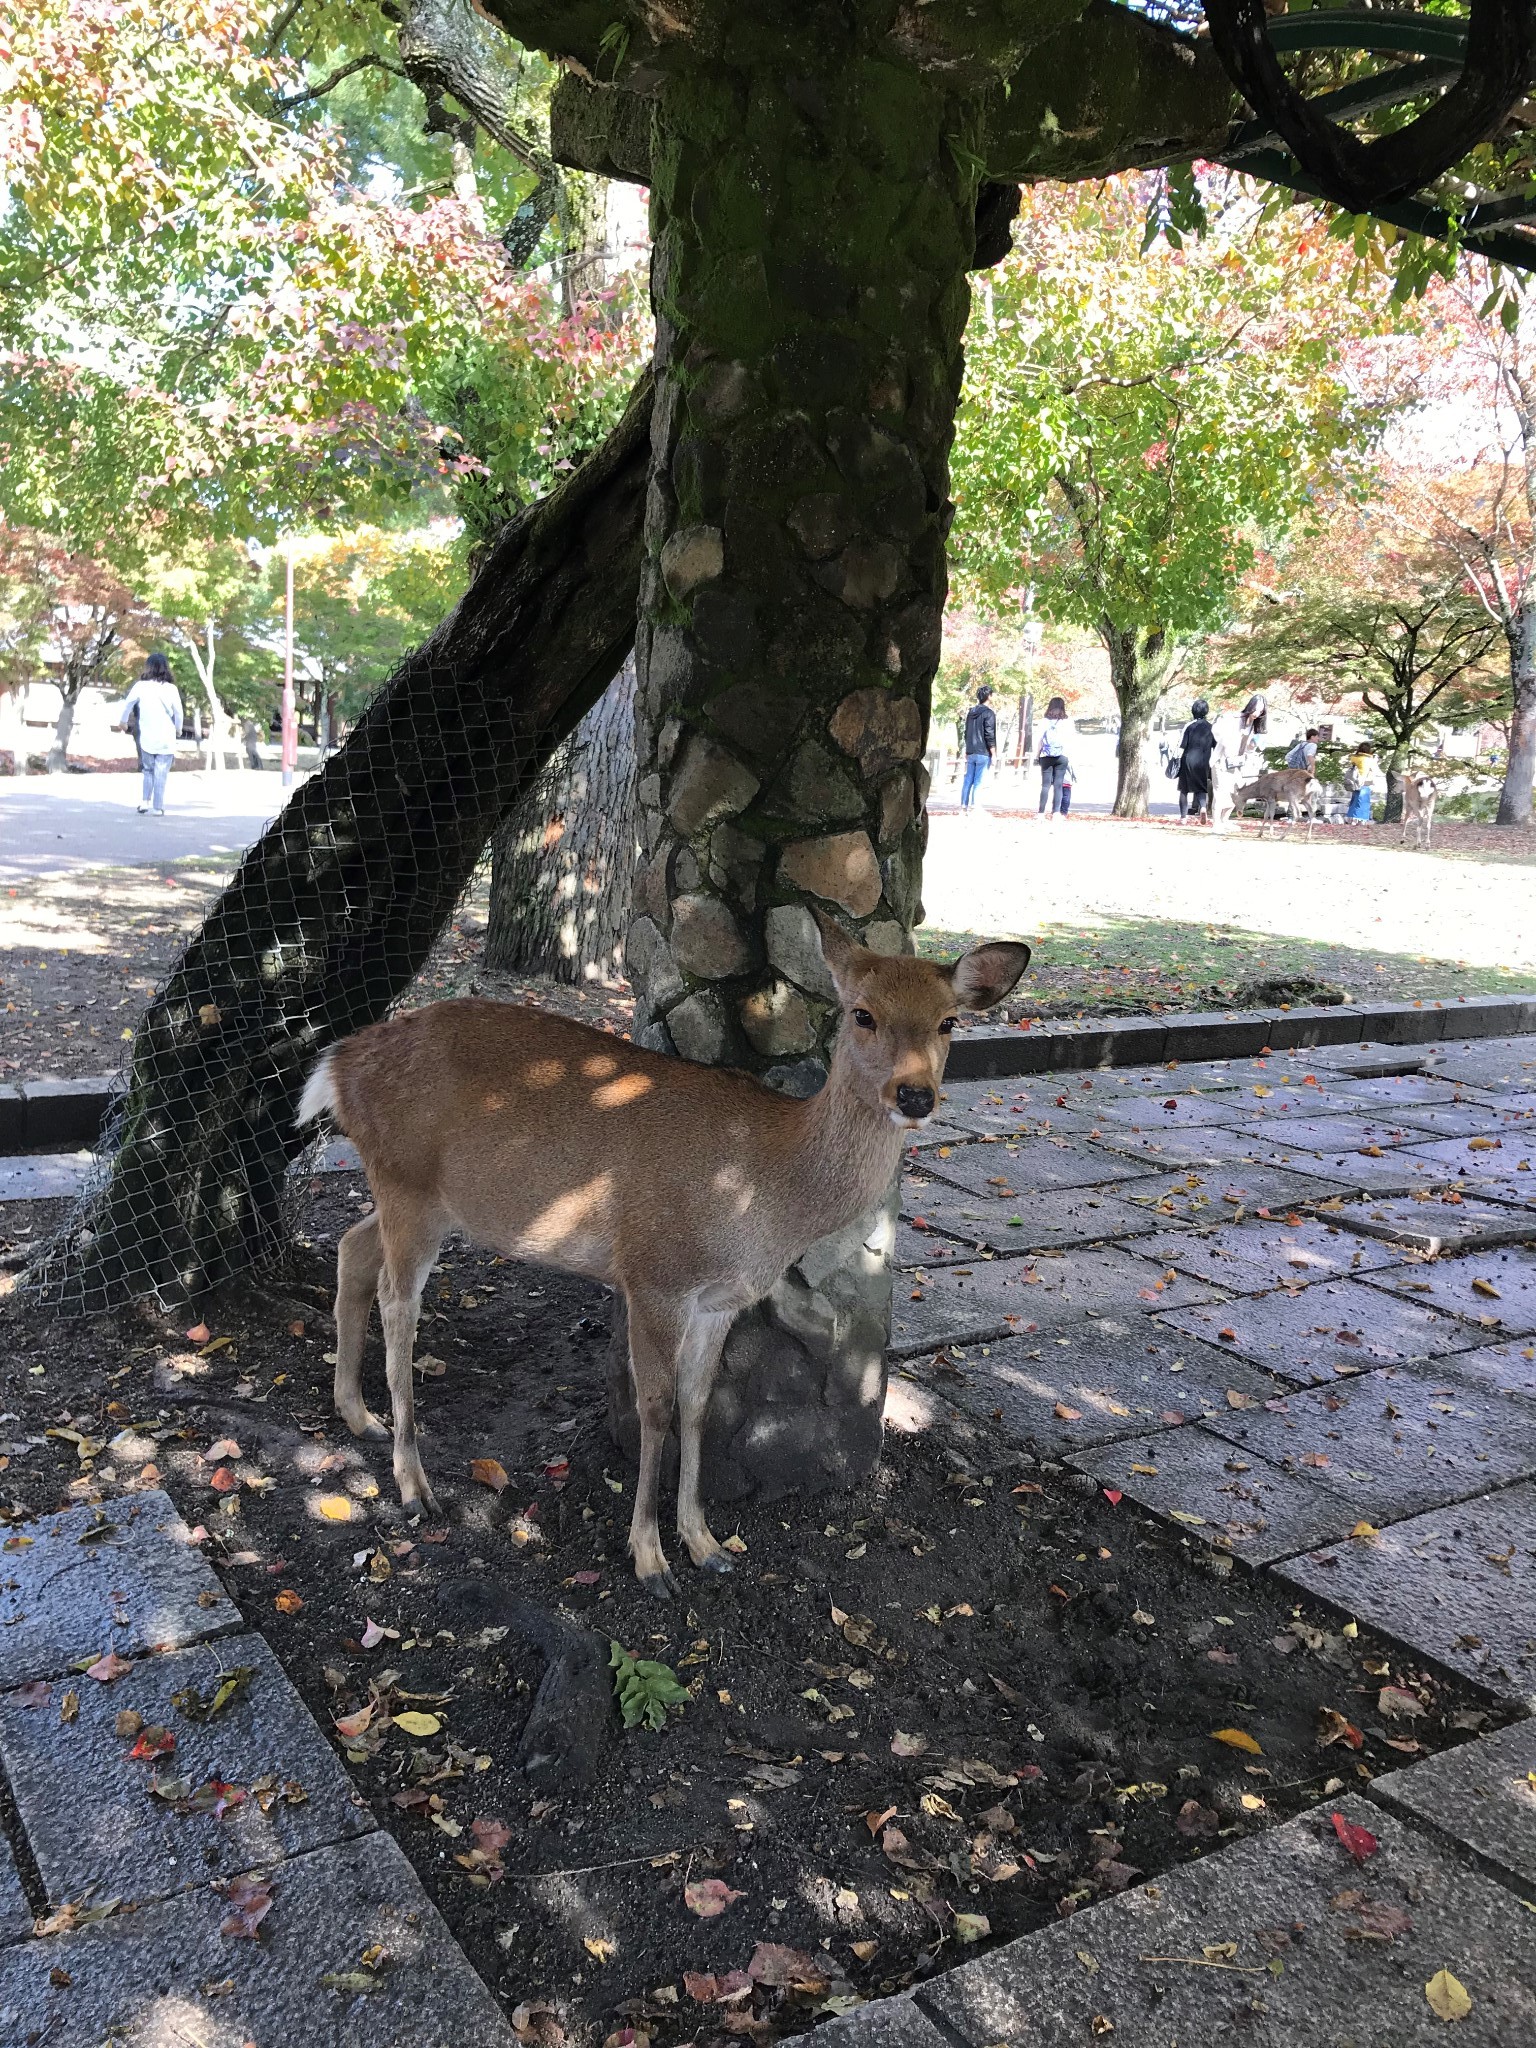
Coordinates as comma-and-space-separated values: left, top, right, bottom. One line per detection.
950, 176, 1391, 815
0, 531, 160, 770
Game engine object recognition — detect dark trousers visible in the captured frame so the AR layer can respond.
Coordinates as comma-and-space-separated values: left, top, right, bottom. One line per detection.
1038, 756, 1067, 813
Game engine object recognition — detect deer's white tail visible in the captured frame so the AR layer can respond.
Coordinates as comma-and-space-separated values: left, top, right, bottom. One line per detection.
297, 1049, 338, 1129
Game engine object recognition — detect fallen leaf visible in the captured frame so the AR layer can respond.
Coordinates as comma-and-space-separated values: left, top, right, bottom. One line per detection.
274, 1589, 303, 1615
1053, 1403, 1082, 1421
1331, 1811, 1379, 1863
1350, 1521, 1380, 1539
865, 1806, 898, 1836
1471, 1277, 1501, 1299
393, 1711, 441, 1738
334, 1704, 374, 1740
1211, 1728, 1262, 1755
16, 1680, 49, 1711
129, 1725, 176, 1761
584, 1936, 615, 1963
1425, 1968, 1472, 2022
215, 1873, 274, 1939
186, 1323, 211, 1345
1102, 1489, 1123, 1505
318, 1496, 353, 1522
59, 1690, 79, 1723
952, 1912, 990, 1944
470, 1458, 509, 1493
748, 1942, 828, 1991
1378, 1685, 1427, 1721
85, 1652, 132, 1684
891, 1729, 928, 1757
684, 1879, 744, 1918
209, 1467, 240, 1494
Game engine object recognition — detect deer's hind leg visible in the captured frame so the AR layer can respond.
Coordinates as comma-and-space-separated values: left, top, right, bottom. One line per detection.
623, 1291, 691, 1597
334, 1210, 388, 1441
675, 1304, 734, 1573
376, 1193, 449, 1517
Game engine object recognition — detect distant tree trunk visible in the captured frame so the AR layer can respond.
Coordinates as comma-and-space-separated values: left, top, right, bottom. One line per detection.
1499, 600, 1536, 825
485, 655, 637, 982
1106, 625, 1181, 818
1382, 740, 1410, 823
47, 680, 82, 774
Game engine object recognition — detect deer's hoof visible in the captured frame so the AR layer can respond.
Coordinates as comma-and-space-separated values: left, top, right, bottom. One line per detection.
356, 1412, 390, 1443
639, 1567, 680, 1600
700, 1551, 734, 1575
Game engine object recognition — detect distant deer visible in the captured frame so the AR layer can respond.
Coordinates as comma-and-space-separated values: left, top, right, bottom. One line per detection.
1400, 774, 1438, 850
298, 914, 1030, 1594
1232, 767, 1320, 837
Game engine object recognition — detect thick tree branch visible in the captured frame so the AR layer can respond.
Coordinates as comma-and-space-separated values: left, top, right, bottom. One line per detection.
273, 52, 405, 113
394, 0, 555, 178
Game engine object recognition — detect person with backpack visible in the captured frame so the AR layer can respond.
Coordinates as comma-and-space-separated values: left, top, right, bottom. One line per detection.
118, 651, 184, 815
1286, 728, 1320, 773
1037, 695, 1074, 816
1175, 698, 1216, 821
960, 685, 996, 811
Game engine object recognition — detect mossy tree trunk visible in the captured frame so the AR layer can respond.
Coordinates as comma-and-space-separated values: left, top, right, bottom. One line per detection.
1105, 623, 1180, 818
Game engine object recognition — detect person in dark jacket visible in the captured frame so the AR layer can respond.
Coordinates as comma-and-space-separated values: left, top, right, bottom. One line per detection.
1177, 698, 1215, 821
960, 685, 996, 810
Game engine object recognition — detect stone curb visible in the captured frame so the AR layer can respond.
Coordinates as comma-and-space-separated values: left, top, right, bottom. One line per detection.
946, 992, 1536, 1080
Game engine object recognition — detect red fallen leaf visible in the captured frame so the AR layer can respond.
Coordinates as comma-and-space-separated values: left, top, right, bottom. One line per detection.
1300, 1451, 1330, 1468
1102, 1489, 1123, 1505
684, 1878, 745, 1917
85, 1651, 133, 1684
471, 1815, 511, 1854
1049, 1583, 1072, 1600
1331, 1811, 1379, 1863
15, 1680, 50, 1711
1218, 1328, 1239, 1342
1335, 1329, 1362, 1346
129, 1725, 176, 1761
185, 1322, 211, 1344
542, 1459, 570, 1488
685, 1970, 753, 2005
910, 1217, 930, 1231
334, 1703, 375, 1740
568, 1570, 602, 1586
209, 1466, 240, 1493
1015, 1764, 1044, 1781
865, 1805, 898, 1836
215, 1871, 274, 1938
1162, 1098, 1178, 1110
470, 1457, 509, 1493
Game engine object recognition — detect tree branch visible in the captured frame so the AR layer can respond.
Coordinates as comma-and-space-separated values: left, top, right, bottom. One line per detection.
273, 52, 405, 113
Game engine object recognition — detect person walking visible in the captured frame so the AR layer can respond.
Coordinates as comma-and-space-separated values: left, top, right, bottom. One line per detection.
1037, 696, 1074, 816
960, 685, 996, 811
1344, 741, 1380, 823
118, 652, 183, 815
1176, 698, 1216, 821
1286, 727, 1320, 773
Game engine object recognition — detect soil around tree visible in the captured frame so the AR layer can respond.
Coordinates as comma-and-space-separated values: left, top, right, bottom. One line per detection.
0, 1179, 1506, 2040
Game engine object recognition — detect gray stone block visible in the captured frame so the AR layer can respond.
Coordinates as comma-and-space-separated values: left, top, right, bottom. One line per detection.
1202, 1361, 1536, 1525
1336, 1192, 1536, 1256
919, 1797, 1536, 2047
1430, 1039, 1536, 1090
1262, 1002, 1381, 1050
1360, 1244, 1536, 1337
895, 1180, 1160, 1277
19, 1076, 114, 1147
1329, 1072, 1480, 1109
0, 1830, 29, 1949
942, 1025, 1051, 1080
1257, 1112, 1451, 1154
1392, 1130, 1536, 1181
1157, 1280, 1479, 1387
1277, 1479, 1536, 1703
920, 1136, 1148, 1195
1378, 1100, 1536, 1137
890, 1242, 1220, 1357
813, 1992, 952, 2048
1434, 1339, 1536, 1403
1155, 1010, 1276, 1061
933, 1081, 1103, 1138
0, 1632, 372, 1908
1101, 1018, 1170, 1067
1308, 1041, 1447, 1074
1299, 1145, 1464, 1197
1068, 1423, 1357, 1564
0, 1831, 517, 2047
1129, 1217, 1399, 1292
1090, 1121, 1275, 1170
1117, 1160, 1355, 1223
893, 1216, 973, 1267
1089, 1092, 1252, 1130
1372, 1717, 1536, 1896
915, 1321, 1284, 1456
0, 1491, 241, 1688
0, 1151, 94, 1202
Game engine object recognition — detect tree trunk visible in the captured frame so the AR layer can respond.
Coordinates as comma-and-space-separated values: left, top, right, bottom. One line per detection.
1382, 743, 1409, 824
1107, 626, 1178, 818
46, 681, 80, 775
1499, 600, 1536, 825
27, 371, 653, 1309
610, 36, 975, 1502
485, 655, 637, 982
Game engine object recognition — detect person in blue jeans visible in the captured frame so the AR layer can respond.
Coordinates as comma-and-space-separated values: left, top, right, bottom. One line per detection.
118, 651, 184, 815
960, 685, 996, 810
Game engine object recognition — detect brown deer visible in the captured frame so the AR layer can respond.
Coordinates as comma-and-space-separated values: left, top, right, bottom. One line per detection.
1400, 774, 1438, 850
1232, 767, 1320, 837
297, 914, 1030, 1594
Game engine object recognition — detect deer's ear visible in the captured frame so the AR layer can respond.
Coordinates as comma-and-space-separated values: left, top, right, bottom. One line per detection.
809, 906, 860, 990
949, 940, 1032, 1010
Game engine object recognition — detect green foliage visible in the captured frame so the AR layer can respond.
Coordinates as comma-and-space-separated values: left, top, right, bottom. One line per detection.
609, 1641, 689, 1732
276, 523, 468, 719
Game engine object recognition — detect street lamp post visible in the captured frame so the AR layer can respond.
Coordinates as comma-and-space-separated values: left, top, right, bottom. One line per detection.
281, 547, 298, 788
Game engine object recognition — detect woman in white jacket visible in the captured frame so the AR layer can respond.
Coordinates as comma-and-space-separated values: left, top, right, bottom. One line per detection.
1037, 696, 1074, 816
118, 653, 184, 815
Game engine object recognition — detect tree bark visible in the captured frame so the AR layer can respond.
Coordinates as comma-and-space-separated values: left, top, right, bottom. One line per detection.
1499, 599, 1536, 825
27, 371, 653, 1309
485, 655, 637, 982
46, 682, 81, 775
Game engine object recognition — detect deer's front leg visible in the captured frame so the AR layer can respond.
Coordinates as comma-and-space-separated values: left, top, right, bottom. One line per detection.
625, 1294, 683, 1597
675, 1306, 735, 1573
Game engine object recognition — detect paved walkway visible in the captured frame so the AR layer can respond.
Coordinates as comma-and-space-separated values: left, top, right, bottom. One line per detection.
0, 771, 298, 881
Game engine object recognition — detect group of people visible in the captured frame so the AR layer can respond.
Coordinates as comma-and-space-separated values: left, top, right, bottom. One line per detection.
959, 686, 1076, 817
1174, 696, 1383, 824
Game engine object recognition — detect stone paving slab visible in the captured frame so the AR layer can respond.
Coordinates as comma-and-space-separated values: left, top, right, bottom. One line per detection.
1429, 1043, 1536, 1088
1129, 1216, 1399, 1292
1121, 1161, 1363, 1222
1335, 1190, 1536, 1255
892, 1216, 975, 1267
1329, 1073, 1490, 1108
1157, 1280, 1480, 1386
1252, 1112, 1451, 1153
917, 1136, 1149, 1195
0, 1151, 94, 1202
1430, 1339, 1536, 1403
1068, 1423, 1357, 1564
1201, 1362, 1536, 1525
914, 1796, 1536, 2048
1371, 1717, 1536, 1897
1360, 1244, 1536, 1338
0, 1631, 372, 1908
0, 1830, 29, 1948
0, 1830, 516, 2047
1277, 1480, 1536, 1703
900, 1121, 972, 1152
896, 1178, 1161, 1264
1365, 1100, 1536, 1139
0, 1490, 241, 1688
932, 1082, 1103, 1138
1304, 1042, 1447, 1073
907, 1322, 1285, 1458
1085, 1091, 1255, 1130
1391, 1131, 1536, 1178
1090, 1121, 1280, 1167
1285, 1143, 1463, 1196
890, 1245, 1224, 1356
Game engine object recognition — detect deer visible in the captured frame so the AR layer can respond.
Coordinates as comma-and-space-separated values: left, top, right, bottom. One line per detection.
1232, 766, 1320, 838
297, 912, 1031, 1596
1400, 774, 1438, 850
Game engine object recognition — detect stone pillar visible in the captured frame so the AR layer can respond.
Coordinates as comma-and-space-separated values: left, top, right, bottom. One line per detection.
612, 34, 977, 1500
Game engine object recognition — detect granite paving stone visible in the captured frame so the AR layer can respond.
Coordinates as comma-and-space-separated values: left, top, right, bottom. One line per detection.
812, 1993, 950, 2048
1428, 1042, 1536, 1088
1121, 1160, 1362, 1221
1360, 1243, 1536, 1337
1200, 1362, 1536, 1525
1085, 1091, 1255, 1129
914, 1796, 1536, 2048
1128, 1217, 1399, 1292
1389, 1131, 1536, 1178
899, 1121, 972, 1152
1284, 1143, 1463, 1195
0, 1830, 29, 1948
896, 1178, 1161, 1264
907, 1322, 1285, 1456
1305, 1043, 1450, 1073
0, 1631, 373, 1908
893, 1216, 974, 1267
1357, 1100, 1535, 1139
917, 1136, 1149, 1195
0, 1831, 517, 2048
891, 1245, 1224, 1356
1089, 1122, 1277, 1167
1157, 1279, 1480, 1386
1431, 1338, 1536, 1403
1329, 1073, 1489, 1108
1068, 1423, 1358, 1563
1277, 1479, 1536, 1702
1336, 1189, 1536, 1255
1371, 1717, 1536, 1896
0, 1490, 241, 1688
932, 1083, 1103, 1138
1250, 1112, 1449, 1153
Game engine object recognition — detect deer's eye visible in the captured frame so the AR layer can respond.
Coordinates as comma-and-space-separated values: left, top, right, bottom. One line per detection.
852, 1008, 877, 1032
938, 1016, 957, 1036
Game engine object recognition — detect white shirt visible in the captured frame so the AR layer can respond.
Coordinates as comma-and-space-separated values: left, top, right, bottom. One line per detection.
122, 676, 183, 756
1039, 715, 1073, 759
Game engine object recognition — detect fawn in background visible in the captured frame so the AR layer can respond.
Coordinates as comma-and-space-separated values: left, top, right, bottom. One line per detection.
298, 911, 1031, 1594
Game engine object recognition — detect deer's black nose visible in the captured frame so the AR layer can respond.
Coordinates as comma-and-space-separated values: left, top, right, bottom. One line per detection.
896, 1084, 935, 1120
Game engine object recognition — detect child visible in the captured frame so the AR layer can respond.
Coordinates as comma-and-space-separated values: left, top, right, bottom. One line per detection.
1059, 758, 1073, 815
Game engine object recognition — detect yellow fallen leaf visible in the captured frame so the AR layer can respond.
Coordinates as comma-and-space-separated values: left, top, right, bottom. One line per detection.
318, 1495, 353, 1522
584, 1936, 615, 1963
1471, 1278, 1501, 1299
470, 1458, 509, 1493
1467, 1137, 1497, 1152
1169, 1509, 1206, 1526
1425, 1968, 1472, 2022
1210, 1728, 1263, 1755
1350, 1521, 1380, 1539
393, 1710, 442, 1737
1130, 1463, 1159, 1476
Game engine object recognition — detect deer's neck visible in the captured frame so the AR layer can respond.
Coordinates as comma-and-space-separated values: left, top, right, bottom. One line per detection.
781, 1054, 906, 1249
